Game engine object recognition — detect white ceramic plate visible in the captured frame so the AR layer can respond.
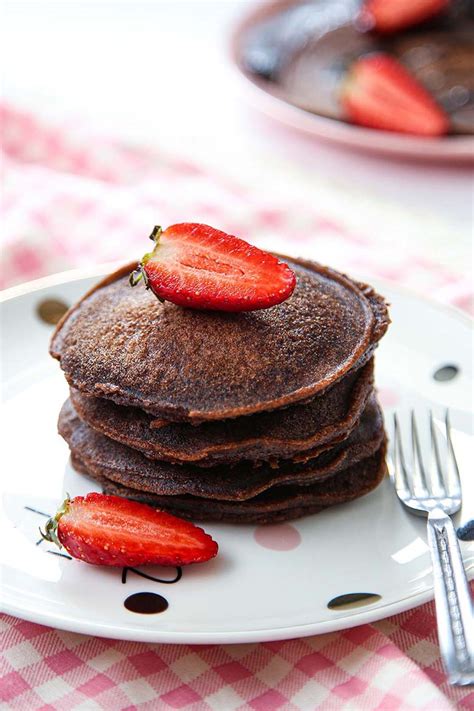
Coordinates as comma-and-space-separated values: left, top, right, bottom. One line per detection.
1, 267, 473, 644
229, 1, 474, 162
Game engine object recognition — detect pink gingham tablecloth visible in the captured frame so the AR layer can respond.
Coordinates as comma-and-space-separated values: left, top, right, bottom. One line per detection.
1, 105, 473, 710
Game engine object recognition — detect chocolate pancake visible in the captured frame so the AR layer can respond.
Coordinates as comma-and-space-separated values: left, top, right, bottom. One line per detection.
69, 359, 374, 466
240, 0, 474, 134
51, 257, 389, 423
59, 396, 385, 501
71, 443, 387, 524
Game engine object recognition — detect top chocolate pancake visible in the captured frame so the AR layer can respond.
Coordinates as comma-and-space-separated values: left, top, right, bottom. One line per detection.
50, 257, 389, 422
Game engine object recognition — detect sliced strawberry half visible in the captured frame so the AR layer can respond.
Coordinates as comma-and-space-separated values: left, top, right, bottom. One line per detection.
129, 223, 296, 312
341, 53, 449, 136
41, 493, 218, 567
358, 0, 450, 33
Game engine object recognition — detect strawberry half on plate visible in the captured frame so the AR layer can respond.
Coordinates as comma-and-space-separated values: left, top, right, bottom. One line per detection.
41, 493, 218, 567
341, 53, 449, 136
130, 223, 296, 312
358, 0, 450, 33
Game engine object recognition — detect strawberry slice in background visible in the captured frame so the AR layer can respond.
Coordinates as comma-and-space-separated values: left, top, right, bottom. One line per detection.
341, 53, 449, 136
130, 223, 296, 312
358, 0, 450, 33
41, 493, 218, 567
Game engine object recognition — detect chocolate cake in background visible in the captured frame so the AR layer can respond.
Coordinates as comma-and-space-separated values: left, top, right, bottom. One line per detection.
238, 0, 474, 134
51, 256, 390, 524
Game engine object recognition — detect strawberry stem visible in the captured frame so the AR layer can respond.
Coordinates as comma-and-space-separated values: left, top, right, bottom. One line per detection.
40, 494, 71, 550
130, 226, 162, 289
129, 267, 144, 287
129, 265, 151, 290
149, 225, 162, 242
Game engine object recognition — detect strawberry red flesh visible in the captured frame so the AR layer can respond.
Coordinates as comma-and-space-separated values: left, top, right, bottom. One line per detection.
341, 53, 449, 136
358, 0, 450, 33
132, 223, 296, 312
42, 493, 218, 567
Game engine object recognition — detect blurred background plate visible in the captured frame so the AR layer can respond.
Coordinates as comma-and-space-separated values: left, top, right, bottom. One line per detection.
230, 0, 474, 162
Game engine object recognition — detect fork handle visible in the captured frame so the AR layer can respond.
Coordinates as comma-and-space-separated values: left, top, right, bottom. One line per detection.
427, 508, 474, 685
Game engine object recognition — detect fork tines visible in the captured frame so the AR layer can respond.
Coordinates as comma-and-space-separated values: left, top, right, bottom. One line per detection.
392, 410, 462, 503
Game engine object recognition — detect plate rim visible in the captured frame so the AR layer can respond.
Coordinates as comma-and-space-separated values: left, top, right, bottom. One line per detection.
2, 584, 466, 645
228, 0, 474, 162
1, 265, 473, 643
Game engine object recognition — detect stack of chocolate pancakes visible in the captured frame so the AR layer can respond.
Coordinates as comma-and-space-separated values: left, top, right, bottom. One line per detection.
51, 256, 390, 523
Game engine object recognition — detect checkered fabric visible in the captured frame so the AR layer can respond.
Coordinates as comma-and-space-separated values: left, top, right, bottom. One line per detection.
2, 596, 474, 710
1, 104, 473, 710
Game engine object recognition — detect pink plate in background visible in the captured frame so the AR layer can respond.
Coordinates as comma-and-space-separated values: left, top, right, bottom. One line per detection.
229, 0, 474, 162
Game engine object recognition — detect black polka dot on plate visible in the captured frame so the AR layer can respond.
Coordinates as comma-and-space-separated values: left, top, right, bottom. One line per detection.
124, 592, 169, 614
457, 520, 474, 541
327, 593, 381, 610
36, 298, 69, 325
433, 365, 459, 382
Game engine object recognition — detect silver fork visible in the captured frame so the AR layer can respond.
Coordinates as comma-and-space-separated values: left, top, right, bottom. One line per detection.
390, 410, 474, 686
